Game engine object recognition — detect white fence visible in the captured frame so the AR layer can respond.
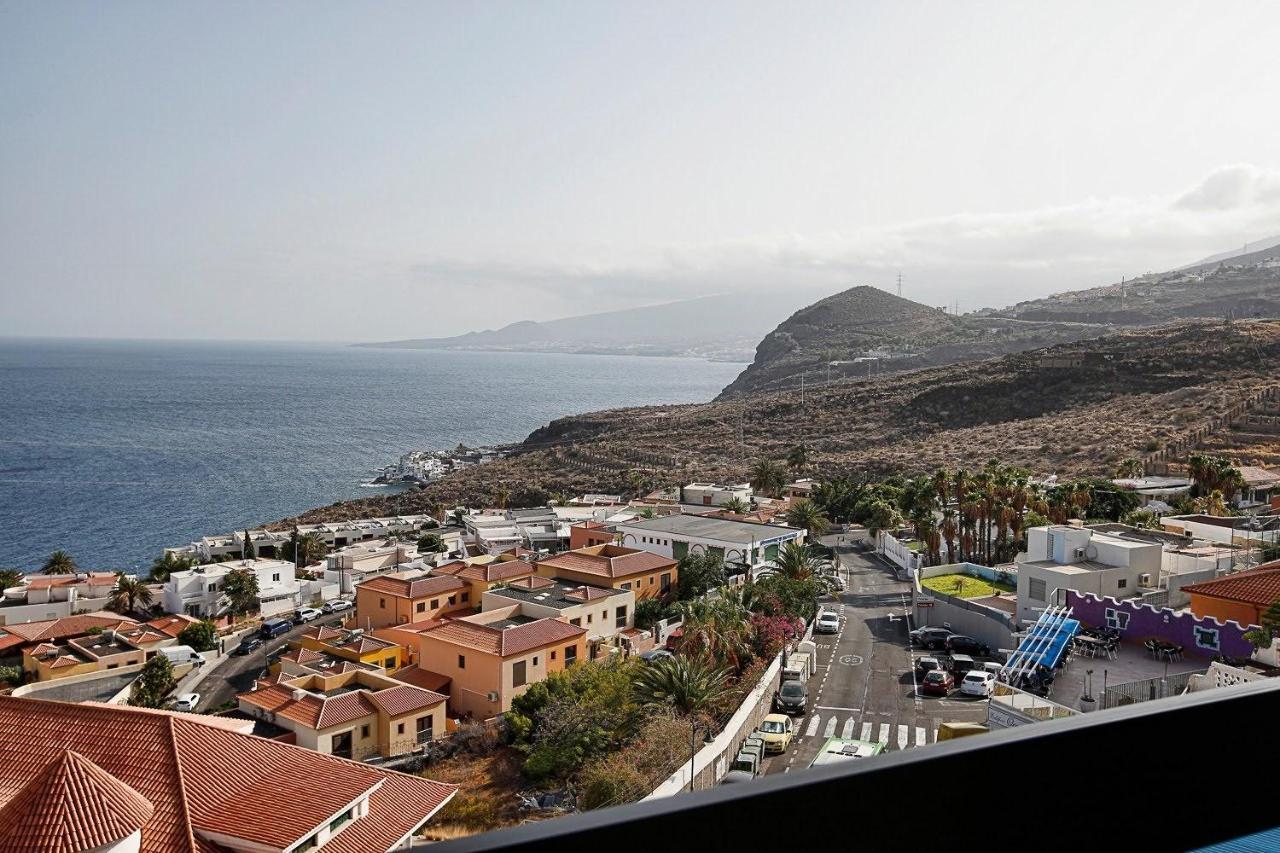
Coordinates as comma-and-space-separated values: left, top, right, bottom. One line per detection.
878, 530, 922, 575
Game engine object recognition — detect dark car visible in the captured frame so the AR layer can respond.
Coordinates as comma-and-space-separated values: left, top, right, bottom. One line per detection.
234, 637, 264, 656
915, 656, 946, 676
910, 627, 954, 650
920, 670, 955, 697
773, 679, 808, 715
945, 635, 990, 656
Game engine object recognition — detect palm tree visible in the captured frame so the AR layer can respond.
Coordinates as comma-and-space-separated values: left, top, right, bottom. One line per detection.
41, 550, 77, 575
786, 445, 808, 478
941, 509, 958, 565
749, 457, 787, 498
632, 655, 733, 715
773, 541, 818, 581
1070, 481, 1092, 519
1194, 489, 1229, 517
931, 468, 951, 508
722, 496, 750, 515
109, 573, 154, 615
494, 486, 510, 510
1114, 458, 1145, 479
677, 596, 753, 672
784, 498, 830, 537
0, 568, 23, 591
149, 552, 195, 583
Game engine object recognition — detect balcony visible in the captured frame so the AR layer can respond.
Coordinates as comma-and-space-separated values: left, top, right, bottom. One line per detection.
414, 677, 1280, 852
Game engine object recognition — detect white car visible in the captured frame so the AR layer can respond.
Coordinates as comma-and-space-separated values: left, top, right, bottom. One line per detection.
959, 671, 996, 698
322, 599, 353, 614
293, 606, 323, 623
173, 693, 201, 712
815, 611, 841, 634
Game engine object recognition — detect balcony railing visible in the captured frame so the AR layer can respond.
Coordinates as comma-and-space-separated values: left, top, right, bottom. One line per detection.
415, 677, 1280, 852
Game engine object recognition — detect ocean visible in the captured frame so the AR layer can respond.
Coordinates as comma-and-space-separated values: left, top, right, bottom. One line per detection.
0, 339, 744, 573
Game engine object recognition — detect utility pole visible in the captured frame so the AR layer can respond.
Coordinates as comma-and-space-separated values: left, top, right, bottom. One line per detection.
896, 272, 903, 298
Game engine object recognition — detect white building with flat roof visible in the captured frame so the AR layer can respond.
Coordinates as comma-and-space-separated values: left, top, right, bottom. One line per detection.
1015, 526, 1162, 624
679, 483, 753, 507
162, 558, 301, 619
614, 514, 803, 566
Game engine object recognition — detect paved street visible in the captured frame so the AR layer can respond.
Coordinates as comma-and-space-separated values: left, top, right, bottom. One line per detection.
762, 544, 990, 775
194, 620, 321, 712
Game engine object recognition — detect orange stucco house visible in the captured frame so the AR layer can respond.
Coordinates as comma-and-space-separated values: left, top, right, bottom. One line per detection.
354, 572, 472, 630
1183, 560, 1280, 627
535, 544, 677, 600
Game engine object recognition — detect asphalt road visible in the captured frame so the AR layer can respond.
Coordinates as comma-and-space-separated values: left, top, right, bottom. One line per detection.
762, 545, 990, 775
194, 620, 322, 712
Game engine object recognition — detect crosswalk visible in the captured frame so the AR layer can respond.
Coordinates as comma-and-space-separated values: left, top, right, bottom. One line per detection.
800, 711, 936, 752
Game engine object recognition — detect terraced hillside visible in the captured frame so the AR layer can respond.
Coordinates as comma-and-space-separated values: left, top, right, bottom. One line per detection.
275, 320, 1280, 526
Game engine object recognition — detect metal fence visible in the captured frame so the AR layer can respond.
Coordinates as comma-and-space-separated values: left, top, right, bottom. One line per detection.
1100, 670, 1201, 709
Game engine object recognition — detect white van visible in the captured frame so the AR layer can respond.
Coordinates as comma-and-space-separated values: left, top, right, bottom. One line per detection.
158, 645, 204, 666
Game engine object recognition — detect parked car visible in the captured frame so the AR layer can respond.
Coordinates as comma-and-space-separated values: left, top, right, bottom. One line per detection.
915, 656, 946, 676
292, 607, 323, 624
234, 637, 263, 656
322, 599, 353, 614
948, 653, 976, 676
773, 679, 808, 715
758, 714, 795, 753
815, 611, 841, 634
910, 627, 955, 650
945, 635, 990, 656
960, 670, 996, 697
172, 693, 200, 712
258, 618, 292, 639
920, 670, 955, 697
639, 648, 674, 663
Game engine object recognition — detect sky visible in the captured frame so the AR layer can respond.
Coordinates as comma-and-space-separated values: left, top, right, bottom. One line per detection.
3, 1, 1280, 340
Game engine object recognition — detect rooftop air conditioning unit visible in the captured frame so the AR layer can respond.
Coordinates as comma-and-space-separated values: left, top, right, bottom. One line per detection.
1139, 573, 1153, 586
1073, 547, 1087, 559
486, 691, 500, 703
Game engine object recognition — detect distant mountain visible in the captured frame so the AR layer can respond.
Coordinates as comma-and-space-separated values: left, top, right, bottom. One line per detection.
1178, 236, 1280, 272
355, 292, 823, 361
716, 286, 1103, 398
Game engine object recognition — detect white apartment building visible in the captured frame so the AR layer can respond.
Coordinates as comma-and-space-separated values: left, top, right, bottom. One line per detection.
614, 514, 804, 566
1015, 526, 1162, 624
163, 559, 301, 619
169, 514, 442, 561
679, 482, 753, 507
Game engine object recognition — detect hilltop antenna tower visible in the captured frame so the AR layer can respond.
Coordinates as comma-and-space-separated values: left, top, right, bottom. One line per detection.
896, 272, 903, 298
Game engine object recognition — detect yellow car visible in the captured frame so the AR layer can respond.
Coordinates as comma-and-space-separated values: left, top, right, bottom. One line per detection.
759, 714, 795, 753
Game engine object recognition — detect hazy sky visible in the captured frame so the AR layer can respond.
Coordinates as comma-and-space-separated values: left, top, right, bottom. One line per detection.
3, 1, 1280, 340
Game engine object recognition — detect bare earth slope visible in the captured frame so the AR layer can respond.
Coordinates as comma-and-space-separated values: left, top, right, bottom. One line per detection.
274, 320, 1280, 527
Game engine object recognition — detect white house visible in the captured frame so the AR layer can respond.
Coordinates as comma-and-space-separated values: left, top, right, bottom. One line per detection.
1015, 526, 1162, 624
162, 559, 301, 619
614, 514, 804, 567
679, 482, 753, 508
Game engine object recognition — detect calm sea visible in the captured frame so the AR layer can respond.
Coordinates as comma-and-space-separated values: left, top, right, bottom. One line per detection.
0, 339, 744, 572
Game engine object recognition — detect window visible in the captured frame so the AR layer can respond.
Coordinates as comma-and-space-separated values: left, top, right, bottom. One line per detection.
587, 613, 593, 624
361, 724, 370, 738
384, 657, 396, 668
513, 660, 527, 687
570, 617, 581, 627
661, 573, 672, 592
448, 595, 456, 605
533, 656, 539, 665
328, 807, 354, 835
551, 650, 557, 660
379, 597, 386, 609
416, 601, 425, 613
649, 577, 654, 585
1029, 578, 1047, 601
458, 654, 466, 670
616, 606, 627, 628
416, 714, 433, 743
462, 592, 469, 602
397, 722, 405, 735
564, 644, 577, 664
1117, 578, 1128, 590
207, 583, 217, 592
621, 582, 631, 591
272, 573, 280, 582
430, 598, 439, 609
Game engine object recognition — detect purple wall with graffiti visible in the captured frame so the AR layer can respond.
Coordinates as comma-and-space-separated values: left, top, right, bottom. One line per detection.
1066, 591, 1257, 660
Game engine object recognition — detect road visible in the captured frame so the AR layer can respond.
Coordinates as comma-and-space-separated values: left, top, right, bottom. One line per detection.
762, 544, 989, 775
194, 620, 322, 712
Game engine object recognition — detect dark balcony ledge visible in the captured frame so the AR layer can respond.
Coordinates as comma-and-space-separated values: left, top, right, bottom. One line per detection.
421, 677, 1280, 852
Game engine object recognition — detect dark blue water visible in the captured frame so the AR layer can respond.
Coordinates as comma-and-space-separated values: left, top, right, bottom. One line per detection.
0, 339, 743, 572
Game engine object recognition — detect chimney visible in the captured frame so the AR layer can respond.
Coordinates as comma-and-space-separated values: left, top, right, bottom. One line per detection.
291, 689, 307, 702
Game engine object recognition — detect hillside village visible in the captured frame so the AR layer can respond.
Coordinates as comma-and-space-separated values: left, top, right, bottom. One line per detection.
3, 255, 1280, 847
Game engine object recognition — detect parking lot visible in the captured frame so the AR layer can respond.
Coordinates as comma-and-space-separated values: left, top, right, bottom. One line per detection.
761, 545, 990, 776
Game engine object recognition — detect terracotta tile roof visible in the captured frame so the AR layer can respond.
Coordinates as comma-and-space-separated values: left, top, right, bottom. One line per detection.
0, 749, 155, 853
358, 574, 466, 599
300, 625, 347, 642
563, 585, 613, 602
420, 617, 585, 657
145, 614, 201, 638
391, 668, 452, 694
1183, 561, 1280, 608
0, 696, 455, 853
315, 691, 379, 729
119, 626, 173, 646
506, 575, 557, 591
454, 560, 536, 583
278, 647, 326, 665
538, 545, 675, 580
367, 684, 446, 717
0, 614, 138, 652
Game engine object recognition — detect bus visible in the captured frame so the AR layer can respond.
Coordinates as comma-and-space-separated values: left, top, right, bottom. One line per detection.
809, 737, 885, 768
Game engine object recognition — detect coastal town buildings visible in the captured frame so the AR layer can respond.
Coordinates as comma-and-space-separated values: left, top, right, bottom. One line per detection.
679, 482, 753, 507
536, 544, 678, 599
0, 695, 455, 852
167, 514, 442, 562
1015, 525, 1162, 624
0, 572, 118, 624
354, 571, 472, 630
22, 630, 146, 682
295, 624, 406, 670
1182, 560, 1280, 626
0, 612, 139, 660
162, 558, 301, 620
483, 575, 636, 647
614, 514, 805, 567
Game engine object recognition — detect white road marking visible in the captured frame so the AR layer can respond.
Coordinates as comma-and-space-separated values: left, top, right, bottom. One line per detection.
861, 722, 873, 740
824, 717, 838, 737
805, 715, 820, 737
896, 725, 909, 750
915, 727, 927, 747
877, 722, 890, 744
841, 718, 855, 738
814, 706, 861, 712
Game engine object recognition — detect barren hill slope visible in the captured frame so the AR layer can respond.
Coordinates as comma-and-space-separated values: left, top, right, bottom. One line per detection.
275, 320, 1280, 526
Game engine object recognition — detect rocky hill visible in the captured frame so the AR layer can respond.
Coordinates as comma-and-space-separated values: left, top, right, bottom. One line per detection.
715, 285, 1106, 399
274, 319, 1280, 526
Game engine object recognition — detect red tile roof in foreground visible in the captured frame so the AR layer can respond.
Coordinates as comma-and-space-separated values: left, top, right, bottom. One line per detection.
0, 614, 138, 652
538, 544, 675, 579
0, 749, 155, 853
1182, 560, 1280, 607
0, 696, 455, 853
